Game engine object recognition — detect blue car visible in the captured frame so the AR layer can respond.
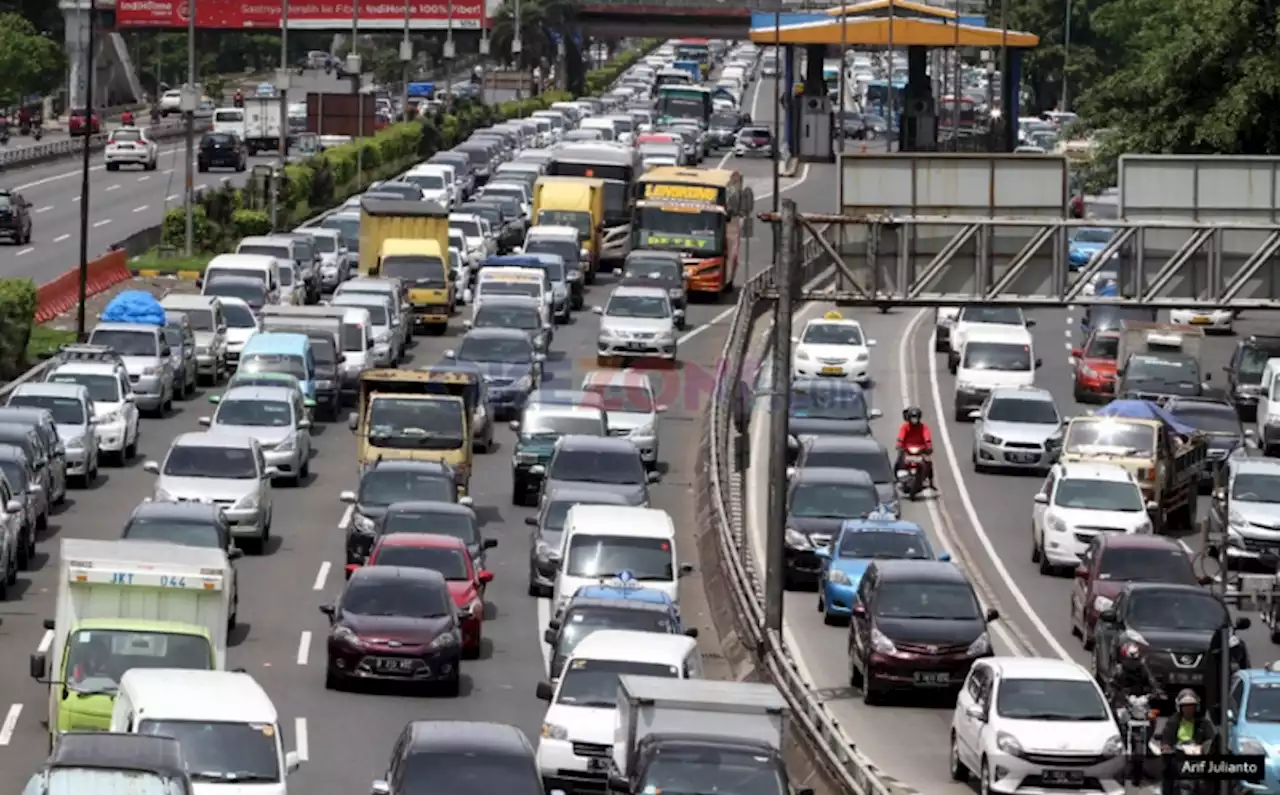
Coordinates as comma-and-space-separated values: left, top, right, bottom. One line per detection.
815, 515, 949, 624
1227, 664, 1280, 793
1068, 227, 1116, 271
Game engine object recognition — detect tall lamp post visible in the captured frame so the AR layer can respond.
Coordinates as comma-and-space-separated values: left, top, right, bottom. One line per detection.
182, 0, 196, 255
75, 0, 98, 340
349, 0, 365, 188
1061, 0, 1071, 111
400, 0, 412, 120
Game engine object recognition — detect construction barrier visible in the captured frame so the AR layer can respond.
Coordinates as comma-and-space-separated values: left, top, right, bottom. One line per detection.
35, 250, 131, 324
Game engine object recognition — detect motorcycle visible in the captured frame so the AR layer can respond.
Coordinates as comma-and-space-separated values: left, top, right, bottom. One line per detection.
896, 446, 929, 500
1122, 692, 1158, 785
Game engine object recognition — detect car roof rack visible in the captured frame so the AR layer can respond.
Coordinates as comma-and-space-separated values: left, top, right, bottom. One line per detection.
54, 344, 124, 366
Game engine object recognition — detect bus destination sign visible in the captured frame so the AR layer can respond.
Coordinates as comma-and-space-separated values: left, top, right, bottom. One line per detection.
643, 184, 720, 203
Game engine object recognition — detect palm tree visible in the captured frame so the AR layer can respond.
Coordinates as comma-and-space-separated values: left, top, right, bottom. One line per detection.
488, 0, 577, 72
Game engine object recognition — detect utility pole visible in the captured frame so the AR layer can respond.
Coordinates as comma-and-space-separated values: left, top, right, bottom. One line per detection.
76, 0, 98, 340
400, 0, 412, 122
1061, 0, 1072, 111
183, 0, 196, 256
763, 198, 798, 641
277, 0, 291, 232
444, 0, 455, 101
349, 0, 364, 188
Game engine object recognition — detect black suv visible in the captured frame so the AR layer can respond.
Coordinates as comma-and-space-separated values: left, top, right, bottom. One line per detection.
0, 190, 33, 245
197, 132, 247, 172
1226, 334, 1280, 420
1094, 582, 1249, 711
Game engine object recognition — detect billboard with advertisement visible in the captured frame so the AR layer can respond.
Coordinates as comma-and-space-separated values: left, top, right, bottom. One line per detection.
115, 0, 486, 29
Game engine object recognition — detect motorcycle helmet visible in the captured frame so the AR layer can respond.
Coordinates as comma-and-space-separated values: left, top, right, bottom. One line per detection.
1176, 689, 1200, 708
904, 406, 923, 424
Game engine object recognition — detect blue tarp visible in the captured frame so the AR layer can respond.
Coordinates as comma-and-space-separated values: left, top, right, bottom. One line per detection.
1094, 399, 1197, 436
100, 290, 165, 327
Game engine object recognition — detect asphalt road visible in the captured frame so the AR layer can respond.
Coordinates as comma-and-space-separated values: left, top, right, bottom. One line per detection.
0, 74, 795, 792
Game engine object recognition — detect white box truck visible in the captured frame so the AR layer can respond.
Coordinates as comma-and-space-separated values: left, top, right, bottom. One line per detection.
30, 538, 231, 743
611, 676, 801, 795
244, 96, 285, 155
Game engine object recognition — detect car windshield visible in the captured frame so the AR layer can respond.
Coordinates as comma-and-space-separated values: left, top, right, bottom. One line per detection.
368, 398, 465, 450
458, 335, 535, 364
231, 375, 298, 392
48, 372, 119, 403
88, 329, 157, 356
163, 326, 184, 348
383, 510, 476, 543
1126, 591, 1227, 632
1238, 345, 1277, 382
164, 445, 257, 478
623, 260, 681, 282
556, 658, 679, 708
607, 294, 669, 319
64, 628, 213, 695
875, 581, 981, 620
475, 305, 541, 330
1170, 404, 1240, 435
179, 309, 214, 331
584, 383, 654, 413
1054, 479, 1144, 512
481, 281, 541, 300
803, 323, 863, 345
1072, 228, 1114, 244
1085, 335, 1119, 359
996, 679, 1109, 721
1127, 354, 1199, 384
790, 386, 868, 422
789, 482, 878, 518
341, 578, 451, 618
962, 342, 1032, 371
409, 173, 447, 190
804, 448, 891, 482
239, 353, 306, 379
0, 460, 26, 490
710, 112, 739, 128
642, 749, 784, 795
837, 529, 931, 559
452, 219, 481, 237
139, 720, 279, 783
337, 302, 387, 326
122, 517, 221, 548
8, 394, 84, 424
215, 399, 292, 428
277, 267, 294, 286
550, 448, 644, 485
523, 413, 605, 437
1096, 546, 1194, 582
207, 280, 267, 307
959, 306, 1023, 325
1064, 419, 1154, 456
111, 129, 143, 143
400, 751, 542, 795
566, 534, 673, 580
1246, 685, 1280, 722
526, 238, 579, 266
536, 210, 592, 239
222, 303, 257, 328
312, 235, 337, 253
237, 244, 291, 260
557, 606, 675, 659
374, 545, 469, 579
359, 470, 453, 506
987, 397, 1058, 424
321, 215, 360, 252
1232, 472, 1280, 503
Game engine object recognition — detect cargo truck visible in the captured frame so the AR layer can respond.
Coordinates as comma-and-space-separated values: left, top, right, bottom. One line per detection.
609, 675, 802, 795
1115, 321, 1210, 401
359, 197, 455, 334
533, 177, 606, 279
243, 96, 285, 155
29, 538, 231, 743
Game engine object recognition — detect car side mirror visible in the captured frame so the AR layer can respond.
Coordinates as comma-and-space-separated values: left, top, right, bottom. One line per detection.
1099, 609, 1118, 624
264, 467, 280, 479
985, 608, 1000, 623
851, 604, 866, 617
591, 306, 603, 315
229, 547, 244, 560
1026, 319, 1037, 327
1034, 493, 1049, 504
680, 562, 694, 576
785, 466, 796, 479
371, 781, 391, 795
479, 570, 494, 584
347, 413, 359, 431
299, 419, 312, 430
285, 751, 301, 773
1204, 373, 1213, 381
483, 538, 498, 550
524, 516, 538, 526
509, 420, 521, 432
1074, 566, 1089, 579
207, 394, 222, 404
142, 460, 160, 474
340, 490, 356, 503
967, 409, 982, 420
544, 628, 557, 644
197, 416, 212, 427
647, 471, 661, 483
443, 349, 457, 358
1213, 488, 1226, 502
536, 681, 555, 700
965, 705, 986, 722
1035, 358, 1043, 368
1236, 617, 1252, 631
463, 320, 473, 329
319, 604, 335, 618
869, 409, 882, 419
1071, 347, 1083, 358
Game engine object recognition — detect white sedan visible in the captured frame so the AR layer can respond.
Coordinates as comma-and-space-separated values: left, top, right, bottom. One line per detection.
1169, 307, 1234, 333
104, 127, 158, 171
790, 311, 876, 384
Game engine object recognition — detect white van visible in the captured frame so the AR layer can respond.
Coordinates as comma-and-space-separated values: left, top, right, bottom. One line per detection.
203, 253, 282, 305
1255, 357, 1280, 456
402, 163, 455, 207
211, 107, 246, 138
535, 630, 700, 789
953, 325, 1040, 421
474, 267, 551, 328
339, 306, 374, 402
332, 292, 396, 367
110, 668, 300, 793
552, 505, 688, 614
579, 118, 617, 141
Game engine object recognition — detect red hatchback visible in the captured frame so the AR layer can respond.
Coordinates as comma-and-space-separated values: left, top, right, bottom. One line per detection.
1070, 534, 1203, 649
1071, 330, 1120, 403
365, 533, 492, 657
67, 108, 101, 136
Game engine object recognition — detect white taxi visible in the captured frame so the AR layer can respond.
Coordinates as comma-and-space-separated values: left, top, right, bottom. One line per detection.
790, 311, 876, 384
1169, 306, 1234, 333
1031, 461, 1154, 575
104, 126, 159, 171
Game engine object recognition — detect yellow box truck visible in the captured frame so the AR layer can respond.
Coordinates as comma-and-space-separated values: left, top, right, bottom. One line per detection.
532, 176, 605, 278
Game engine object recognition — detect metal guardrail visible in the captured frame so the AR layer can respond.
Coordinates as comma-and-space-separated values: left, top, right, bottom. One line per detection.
702, 223, 905, 795
0, 118, 210, 169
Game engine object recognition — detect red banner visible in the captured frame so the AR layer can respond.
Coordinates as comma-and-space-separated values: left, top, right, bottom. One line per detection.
115, 0, 487, 29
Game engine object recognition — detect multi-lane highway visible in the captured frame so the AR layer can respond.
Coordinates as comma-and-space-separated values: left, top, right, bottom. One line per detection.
0, 72, 819, 794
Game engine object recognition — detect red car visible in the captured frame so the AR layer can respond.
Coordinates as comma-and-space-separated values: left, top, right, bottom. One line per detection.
362, 532, 492, 657
67, 108, 101, 136
1071, 330, 1120, 402
1070, 534, 1203, 649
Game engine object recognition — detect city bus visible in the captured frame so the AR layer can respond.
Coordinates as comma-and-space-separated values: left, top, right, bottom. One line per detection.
675, 38, 711, 74
656, 85, 714, 128
545, 143, 642, 264
631, 167, 748, 297
864, 79, 906, 111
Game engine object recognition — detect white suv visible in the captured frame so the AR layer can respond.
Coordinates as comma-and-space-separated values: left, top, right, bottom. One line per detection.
44, 348, 141, 465
104, 127, 158, 171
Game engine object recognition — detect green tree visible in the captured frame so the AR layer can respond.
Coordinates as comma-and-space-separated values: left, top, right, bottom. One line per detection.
0, 13, 64, 107
488, 0, 577, 71
1004, 0, 1112, 113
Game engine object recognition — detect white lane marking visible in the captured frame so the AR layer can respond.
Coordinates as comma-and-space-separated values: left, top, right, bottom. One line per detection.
296, 631, 311, 665
337, 504, 353, 532
899, 309, 1022, 655
676, 163, 813, 347
917, 308, 1073, 660
163, 169, 174, 176
105, 184, 120, 192
312, 561, 331, 591
294, 718, 310, 761
133, 205, 149, 213
537, 596, 552, 670
37, 629, 54, 653
92, 219, 111, 228
16, 247, 33, 257
72, 196, 79, 202
0, 704, 21, 746
138, 175, 150, 182
35, 206, 51, 214
53, 233, 70, 243
1063, 329, 1071, 338
166, 194, 179, 202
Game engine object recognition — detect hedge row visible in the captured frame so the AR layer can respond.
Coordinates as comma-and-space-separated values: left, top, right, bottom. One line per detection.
158, 39, 661, 254
0, 279, 38, 378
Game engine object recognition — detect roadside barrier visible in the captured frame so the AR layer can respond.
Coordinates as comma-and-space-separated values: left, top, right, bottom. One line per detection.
35, 250, 131, 323
0, 119, 208, 169
697, 217, 908, 795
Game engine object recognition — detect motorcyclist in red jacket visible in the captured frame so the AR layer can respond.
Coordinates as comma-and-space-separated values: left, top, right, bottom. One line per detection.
895, 406, 934, 488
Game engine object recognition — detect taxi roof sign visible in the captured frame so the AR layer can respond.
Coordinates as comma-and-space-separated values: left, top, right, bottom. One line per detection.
824, 310, 843, 320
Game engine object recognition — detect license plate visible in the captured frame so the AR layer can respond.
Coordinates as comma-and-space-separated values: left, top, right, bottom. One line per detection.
914, 671, 950, 686
1192, 315, 1211, 324
1168, 672, 1203, 684
626, 342, 647, 351
1007, 452, 1038, 464
586, 758, 608, 772
373, 657, 416, 673
821, 366, 843, 375
1042, 769, 1084, 787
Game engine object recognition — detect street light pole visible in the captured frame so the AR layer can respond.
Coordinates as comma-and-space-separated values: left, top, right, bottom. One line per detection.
444, 0, 455, 100
400, 0, 412, 121
183, 0, 196, 255
75, 0, 98, 340
1061, 0, 1071, 111
276, 0, 290, 231
349, 0, 364, 187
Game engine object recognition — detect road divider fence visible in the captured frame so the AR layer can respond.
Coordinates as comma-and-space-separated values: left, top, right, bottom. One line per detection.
697, 213, 910, 795
0, 119, 210, 170
34, 250, 130, 323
